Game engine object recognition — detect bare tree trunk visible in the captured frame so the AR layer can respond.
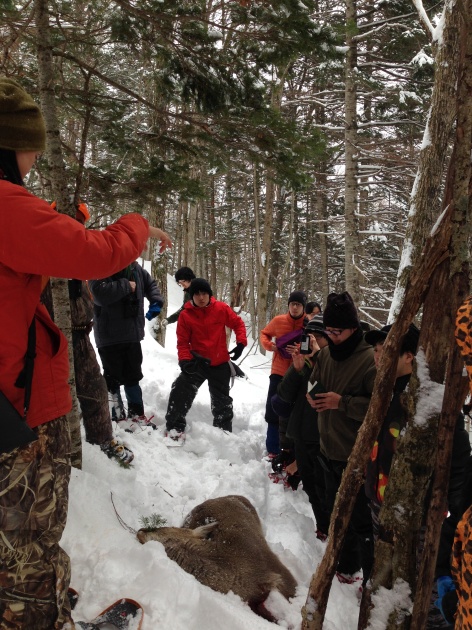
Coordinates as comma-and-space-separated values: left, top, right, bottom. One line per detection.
256, 168, 275, 343
389, 0, 462, 321
410, 9, 472, 625
344, 0, 361, 302
34, 0, 82, 468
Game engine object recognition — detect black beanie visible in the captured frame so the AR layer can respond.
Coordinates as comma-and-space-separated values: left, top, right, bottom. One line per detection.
188, 278, 213, 299
288, 291, 307, 308
175, 266, 196, 282
323, 291, 360, 329
365, 323, 420, 355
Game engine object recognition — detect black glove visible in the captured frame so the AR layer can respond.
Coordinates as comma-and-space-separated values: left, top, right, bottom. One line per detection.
229, 342, 245, 361
179, 359, 197, 375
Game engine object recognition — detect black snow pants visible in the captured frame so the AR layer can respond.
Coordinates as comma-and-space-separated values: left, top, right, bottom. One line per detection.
165, 361, 233, 432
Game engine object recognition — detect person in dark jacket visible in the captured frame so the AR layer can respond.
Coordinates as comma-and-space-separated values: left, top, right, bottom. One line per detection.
89, 261, 164, 431
275, 315, 331, 538
364, 323, 420, 526
45, 202, 133, 464
366, 323, 471, 628
306, 291, 376, 584
165, 278, 247, 440
160, 266, 196, 328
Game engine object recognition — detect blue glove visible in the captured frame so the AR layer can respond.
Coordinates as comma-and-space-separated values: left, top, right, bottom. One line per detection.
145, 303, 161, 321
229, 342, 245, 361
434, 576, 456, 623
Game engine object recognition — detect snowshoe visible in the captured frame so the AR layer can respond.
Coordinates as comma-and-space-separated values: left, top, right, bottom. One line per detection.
76, 598, 143, 630
126, 414, 157, 433
336, 571, 362, 585
268, 470, 287, 484
283, 471, 301, 491
271, 449, 294, 474
164, 429, 186, 446
100, 439, 134, 465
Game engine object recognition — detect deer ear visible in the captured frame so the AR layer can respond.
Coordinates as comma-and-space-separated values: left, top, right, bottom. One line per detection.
192, 522, 218, 539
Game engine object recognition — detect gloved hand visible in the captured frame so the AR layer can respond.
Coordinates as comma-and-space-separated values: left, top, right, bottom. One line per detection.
229, 342, 245, 361
161, 318, 168, 328
435, 575, 457, 624
145, 302, 162, 321
179, 359, 197, 375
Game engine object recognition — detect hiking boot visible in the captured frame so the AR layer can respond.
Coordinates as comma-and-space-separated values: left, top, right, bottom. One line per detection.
127, 414, 157, 432
100, 439, 134, 465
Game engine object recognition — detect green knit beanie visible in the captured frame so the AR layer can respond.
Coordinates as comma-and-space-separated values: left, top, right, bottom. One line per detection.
0, 77, 46, 152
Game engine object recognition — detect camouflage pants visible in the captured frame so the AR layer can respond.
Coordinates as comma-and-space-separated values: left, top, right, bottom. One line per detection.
0, 417, 75, 629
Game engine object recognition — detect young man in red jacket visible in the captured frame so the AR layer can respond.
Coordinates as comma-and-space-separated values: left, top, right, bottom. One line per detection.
165, 278, 247, 441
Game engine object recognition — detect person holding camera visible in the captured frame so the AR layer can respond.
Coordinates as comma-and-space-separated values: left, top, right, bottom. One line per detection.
89, 261, 163, 431
260, 291, 307, 457
305, 291, 376, 585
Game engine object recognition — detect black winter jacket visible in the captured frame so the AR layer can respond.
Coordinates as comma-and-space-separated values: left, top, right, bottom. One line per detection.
90, 261, 163, 348
277, 362, 321, 444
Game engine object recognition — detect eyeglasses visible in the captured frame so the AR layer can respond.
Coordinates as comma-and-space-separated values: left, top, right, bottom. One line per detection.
325, 328, 344, 336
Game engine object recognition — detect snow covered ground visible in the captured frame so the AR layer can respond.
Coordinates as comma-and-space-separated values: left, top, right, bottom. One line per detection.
64, 272, 362, 629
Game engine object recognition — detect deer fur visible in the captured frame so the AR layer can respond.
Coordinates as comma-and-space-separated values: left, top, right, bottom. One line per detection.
137, 495, 297, 617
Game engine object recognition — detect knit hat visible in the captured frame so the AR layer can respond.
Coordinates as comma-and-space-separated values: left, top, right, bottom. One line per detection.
188, 278, 213, 298
175, 266, 196, 283
305, 314, 327, 336
0, 77, 46, 152
288, 291, 307, 308
323, 291, 360, 329
365, 323, 420, 355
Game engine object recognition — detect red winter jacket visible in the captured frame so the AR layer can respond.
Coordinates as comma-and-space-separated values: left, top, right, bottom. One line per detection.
0, 180, 149, 428
260, 312, 305, 376
177, 297, 247, 367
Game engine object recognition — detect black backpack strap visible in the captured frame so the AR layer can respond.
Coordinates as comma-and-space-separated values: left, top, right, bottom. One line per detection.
14, 318, 37, 418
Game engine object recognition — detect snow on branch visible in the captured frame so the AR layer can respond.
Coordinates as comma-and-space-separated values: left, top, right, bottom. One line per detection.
411, 0, 435, 39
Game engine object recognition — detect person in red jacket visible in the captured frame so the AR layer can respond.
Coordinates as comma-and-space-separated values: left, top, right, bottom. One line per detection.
0, 77, 172, 629
260, 291, 307, 456
164, 278, 247, 441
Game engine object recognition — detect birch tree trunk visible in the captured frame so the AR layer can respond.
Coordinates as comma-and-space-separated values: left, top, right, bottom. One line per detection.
34, 0, 82, 468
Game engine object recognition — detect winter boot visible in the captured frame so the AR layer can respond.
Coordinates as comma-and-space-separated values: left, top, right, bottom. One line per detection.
108, 390, 125, 421
100, 438, 134, 465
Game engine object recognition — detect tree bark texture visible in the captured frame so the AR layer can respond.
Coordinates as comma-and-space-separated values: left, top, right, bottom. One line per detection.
389, 0, 462, 320
344, 0, 361, 303
34, 0, 82, 468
